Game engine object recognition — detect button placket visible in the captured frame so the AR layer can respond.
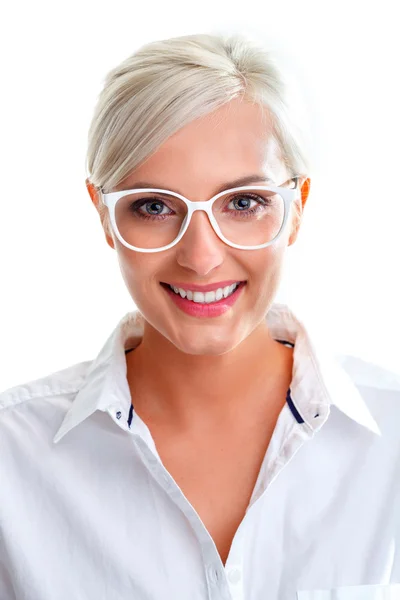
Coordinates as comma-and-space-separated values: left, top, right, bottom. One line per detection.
161, 470, 172, 490
136, 442, 168, 486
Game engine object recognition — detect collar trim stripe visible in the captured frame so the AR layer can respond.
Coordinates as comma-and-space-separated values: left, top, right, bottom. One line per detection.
285, 388, 305, 424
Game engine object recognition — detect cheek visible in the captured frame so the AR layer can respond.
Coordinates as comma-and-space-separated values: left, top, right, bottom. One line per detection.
115, 245, 167, 306
249, 244, 287, 299
249, 243, 285, 278
116, 248, 151, 296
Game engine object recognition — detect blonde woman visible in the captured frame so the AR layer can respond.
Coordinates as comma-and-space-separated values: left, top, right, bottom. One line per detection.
1, 33, 399, 600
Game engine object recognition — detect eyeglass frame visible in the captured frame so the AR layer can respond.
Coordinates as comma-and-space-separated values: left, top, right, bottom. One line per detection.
100, 176, 300, 253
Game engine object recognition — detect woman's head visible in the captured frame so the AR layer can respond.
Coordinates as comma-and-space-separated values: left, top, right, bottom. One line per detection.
86, 32, 311, 356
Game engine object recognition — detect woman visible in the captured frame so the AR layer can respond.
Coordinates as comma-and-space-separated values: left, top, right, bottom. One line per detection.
1, 32, 399, 600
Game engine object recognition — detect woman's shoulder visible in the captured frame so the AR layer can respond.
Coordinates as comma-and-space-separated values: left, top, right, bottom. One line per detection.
0, 359, 92, 422
334, 352, 400, 438
335, 352, 400, 393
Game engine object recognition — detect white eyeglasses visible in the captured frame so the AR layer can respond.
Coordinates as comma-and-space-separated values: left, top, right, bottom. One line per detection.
100, 177, 300, 253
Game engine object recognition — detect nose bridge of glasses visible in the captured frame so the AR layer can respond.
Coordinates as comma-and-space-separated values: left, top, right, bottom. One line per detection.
182, 202, 221, 245
187, 199, 215, 213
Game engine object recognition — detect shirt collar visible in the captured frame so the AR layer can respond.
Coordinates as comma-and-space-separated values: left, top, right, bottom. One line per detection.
53, 302, 381, 444
271, 304, 381, 436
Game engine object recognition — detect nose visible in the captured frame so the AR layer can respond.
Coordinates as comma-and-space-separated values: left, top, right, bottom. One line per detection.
175, 210, 225, 276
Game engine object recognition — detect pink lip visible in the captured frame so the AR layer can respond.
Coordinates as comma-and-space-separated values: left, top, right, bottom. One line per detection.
165, 280, 243, 292
162, 281, 245, 318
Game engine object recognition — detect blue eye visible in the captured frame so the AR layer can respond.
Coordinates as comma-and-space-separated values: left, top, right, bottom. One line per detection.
141, 201, 167, 215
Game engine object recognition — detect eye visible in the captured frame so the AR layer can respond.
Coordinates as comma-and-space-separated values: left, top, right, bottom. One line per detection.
228, 194, 268, 212
230, 196, 257, 211
139, 200, 171, 216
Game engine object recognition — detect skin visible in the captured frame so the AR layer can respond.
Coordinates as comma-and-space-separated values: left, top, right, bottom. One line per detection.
88, 97, 311, 435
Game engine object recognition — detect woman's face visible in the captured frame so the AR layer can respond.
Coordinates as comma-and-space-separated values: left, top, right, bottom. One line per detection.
91, 98, 310, 356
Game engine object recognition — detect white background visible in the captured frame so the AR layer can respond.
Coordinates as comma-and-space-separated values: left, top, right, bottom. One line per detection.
0, 0, 399, 390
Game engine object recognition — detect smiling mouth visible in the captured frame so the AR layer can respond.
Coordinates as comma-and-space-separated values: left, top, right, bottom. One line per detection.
160, 281, 246, 304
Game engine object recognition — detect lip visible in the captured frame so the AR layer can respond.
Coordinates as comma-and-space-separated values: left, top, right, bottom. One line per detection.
161, 281, 246, 318
162, 280, 245, 292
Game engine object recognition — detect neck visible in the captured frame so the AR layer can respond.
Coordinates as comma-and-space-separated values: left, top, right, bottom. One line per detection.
126, 320, 293, 431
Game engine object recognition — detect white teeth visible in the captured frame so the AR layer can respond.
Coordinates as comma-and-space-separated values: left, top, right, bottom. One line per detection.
223, 285, 233, 298
193, 291, 205, 303
168, 283, 241, 303
204, 291, 215, 304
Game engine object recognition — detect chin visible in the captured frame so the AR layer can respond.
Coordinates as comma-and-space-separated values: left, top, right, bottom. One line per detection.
169, 328, 244, 356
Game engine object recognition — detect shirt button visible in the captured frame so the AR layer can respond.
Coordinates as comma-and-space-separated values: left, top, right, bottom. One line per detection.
227, 567, 241, 584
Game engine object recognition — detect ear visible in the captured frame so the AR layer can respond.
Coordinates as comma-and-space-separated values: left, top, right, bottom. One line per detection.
288, 177, 311, 246
86, 178, 100, 209
85, 178, 115, 250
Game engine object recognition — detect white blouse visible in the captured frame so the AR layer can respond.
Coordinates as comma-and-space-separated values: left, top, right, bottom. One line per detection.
1, 302, 399, 600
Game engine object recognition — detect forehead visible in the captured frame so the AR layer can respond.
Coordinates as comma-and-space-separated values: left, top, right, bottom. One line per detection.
121, 98, 287, 196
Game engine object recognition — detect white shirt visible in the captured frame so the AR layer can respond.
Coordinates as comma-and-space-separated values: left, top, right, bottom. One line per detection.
1, 302, 400, 600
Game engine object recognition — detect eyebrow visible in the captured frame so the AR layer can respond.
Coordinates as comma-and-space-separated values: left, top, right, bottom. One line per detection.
118, 174, 276, 195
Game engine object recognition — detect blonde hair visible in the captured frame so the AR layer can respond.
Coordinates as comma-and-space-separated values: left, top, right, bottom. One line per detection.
86, 32, 312, 225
